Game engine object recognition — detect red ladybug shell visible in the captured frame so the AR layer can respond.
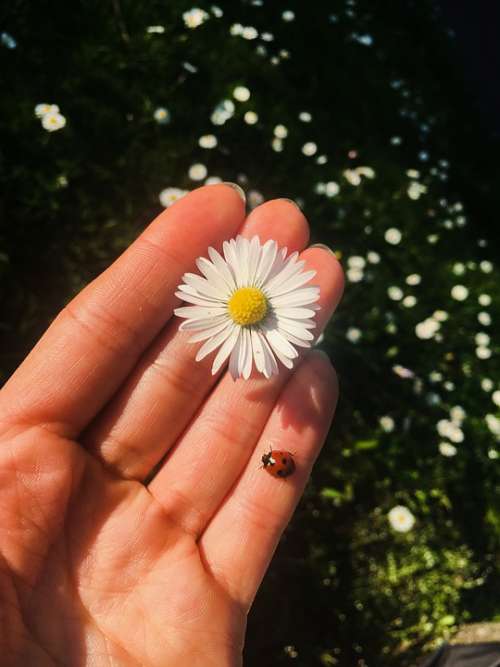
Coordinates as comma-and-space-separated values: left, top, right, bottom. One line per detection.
261, 450, 296, 478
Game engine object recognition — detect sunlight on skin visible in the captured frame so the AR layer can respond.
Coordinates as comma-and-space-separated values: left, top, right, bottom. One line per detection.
0, 186, 343, 666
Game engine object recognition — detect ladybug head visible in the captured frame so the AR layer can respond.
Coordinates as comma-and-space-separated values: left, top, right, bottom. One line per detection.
261, 452, 273, 467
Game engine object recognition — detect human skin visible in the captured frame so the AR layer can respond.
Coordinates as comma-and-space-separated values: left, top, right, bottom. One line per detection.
0, 185, 344, 666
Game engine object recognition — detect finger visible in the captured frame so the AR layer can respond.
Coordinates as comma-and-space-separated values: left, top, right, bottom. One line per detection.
148, 247, 343, 538
83, 199, 310, 480
0, 185, 245, 437
199, 351, 338, 609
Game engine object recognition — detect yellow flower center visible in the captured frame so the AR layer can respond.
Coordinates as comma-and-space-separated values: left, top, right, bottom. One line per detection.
228, 287, 268, 326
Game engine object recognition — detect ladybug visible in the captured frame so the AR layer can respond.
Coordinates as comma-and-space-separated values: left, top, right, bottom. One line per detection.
261, 449, 296, 479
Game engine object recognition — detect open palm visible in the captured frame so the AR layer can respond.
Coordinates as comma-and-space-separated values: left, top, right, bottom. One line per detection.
0, 186, 343, 666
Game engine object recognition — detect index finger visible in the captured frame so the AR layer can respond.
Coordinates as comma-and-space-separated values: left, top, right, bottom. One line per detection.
0, 184, 245, 437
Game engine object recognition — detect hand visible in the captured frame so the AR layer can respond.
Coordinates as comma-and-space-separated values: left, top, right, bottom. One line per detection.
0, 185, 344, 666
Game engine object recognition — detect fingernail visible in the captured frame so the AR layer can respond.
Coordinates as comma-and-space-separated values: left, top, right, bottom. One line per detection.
278, 197, 301, 211
223, 182, 246, 203
309, 243, 335, 255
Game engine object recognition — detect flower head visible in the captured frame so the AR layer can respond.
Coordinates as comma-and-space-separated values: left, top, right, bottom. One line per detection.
174, 236, 320, 379
41, 111, 66, 132
35, 103, 59, 118
159, 187, 188, 207
183, 8, 209, 28
388, 506, 415, 533
154, 107, 170, 124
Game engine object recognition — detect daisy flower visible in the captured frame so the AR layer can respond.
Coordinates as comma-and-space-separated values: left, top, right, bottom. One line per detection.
159, 187, 188, 207
41, 112, 66, 132
388, 505, 415, 533
174, 236, 320, 379
35, 103, 59, 118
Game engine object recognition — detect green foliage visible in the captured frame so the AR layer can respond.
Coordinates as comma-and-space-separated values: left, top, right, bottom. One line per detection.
1, 1, 499, 665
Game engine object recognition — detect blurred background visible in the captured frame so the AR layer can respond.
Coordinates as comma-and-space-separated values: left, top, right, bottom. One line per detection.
1, 1, 499, 665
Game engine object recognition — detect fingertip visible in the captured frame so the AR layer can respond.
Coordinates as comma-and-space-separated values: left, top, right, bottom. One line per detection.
243, 198, 310, 250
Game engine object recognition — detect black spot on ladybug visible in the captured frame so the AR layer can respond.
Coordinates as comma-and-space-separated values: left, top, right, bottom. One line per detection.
277, 469, 287, 477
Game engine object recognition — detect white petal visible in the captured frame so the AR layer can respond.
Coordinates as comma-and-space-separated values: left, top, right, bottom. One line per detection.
212, 326, 240, 374
188, 318, 232, 342
182, 273, 228, 300
175, 291, 223, 307
259, 333, 279, 377
196, 257, 233, 295
265, 328, 299, 359
254, 239, 278, 287
236, 236, 250, 286
251, 328, 266, 373
276, 307, 317, 319
174, 305, 227, 320
207, 246, 237, 290
276, 318, 315, 340
195, 323, 234, 361
265, 251, 299, 286
269, 286, 320, 307
265, 257, 307, 294
180, 314, 228, 331
228, 335, 242, 379
223, 239, 243, 287
277, 316, 317, 330
269, 270, 317, 297
265, 333, 295, 369
242, 328, 253, 379
247, 236, 262, 286
279, 330, 311, 348
177, 284, 223, 303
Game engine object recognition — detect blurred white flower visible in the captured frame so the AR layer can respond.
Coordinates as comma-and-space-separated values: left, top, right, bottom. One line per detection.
478, 312, 491, 326
41, 112, 66, 132
481, 378, 494, 392
233, 86, 251, 102
475, 332, 490, 346
247, 190, 264, 208
391, 136, 402, 145
388, 286, 403, 301
385, 228, 402, 245
480, 260, 493, 273
476, 346, 492, 360
316, 155, 328, 165
437, 419, 463, 442
205, 176, 222, 184
154, 107, 170, 124
183, 8, 209, 28
159, 187, 187, 207
478, 294, 492, 307
407, 182, 427, 200
429, 371, 443, 382
347, 268, 364, 283
432, 310, 449, 322
230, 23, 244, 36
357, 166, 375, 179
486, 414, 500, 439
406, 273, 421, 286
415, 318, 440, 340
439, 442, 457, 457
242, 26, 258, 40
346, 327, 362, 343
211, 6, 223, 18
325, 181, 339, 197
302, 142, 317, 156
450, 406, 466, 424
347, 256, 366, 270
406, 169, 420, 179
282, 10, 295, 21
35, 103, 59, 117
402, 295, 417, 308
244, 111, 258, 124
452, 262, 465, 276
261, 32, 274, 42
344, 169, 362, 186
274, 124, 288, 138
199, 134, 217, 149
451, 285, 469, 301
386, 322, 397, 334
388, 506, 415, 533
380, 416, 395, 432
271, 137, 284, 152
393, 365, 414, 379
367, 251, 380, 264
188, 163, 207, 181
488, 450, 499, 460
491, 390, 500, 408
146, 25, 165, 33
211, 99, 235, 125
